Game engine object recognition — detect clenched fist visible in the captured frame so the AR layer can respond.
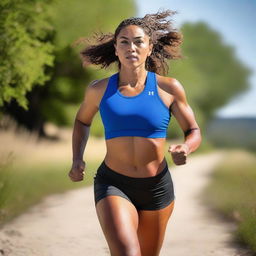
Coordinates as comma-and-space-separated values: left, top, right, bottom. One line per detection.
69, 159, 86, 182
168, 144, 190, 165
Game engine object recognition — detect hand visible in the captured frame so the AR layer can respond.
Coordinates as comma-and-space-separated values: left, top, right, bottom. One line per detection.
168, 144, 190, 166
68, 159, 86, 182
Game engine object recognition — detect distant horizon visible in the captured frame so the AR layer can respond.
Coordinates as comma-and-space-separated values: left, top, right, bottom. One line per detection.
213, 116, 256, 119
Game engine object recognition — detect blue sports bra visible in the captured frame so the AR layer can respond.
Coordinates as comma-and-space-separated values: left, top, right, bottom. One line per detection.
99, 71, 171, 140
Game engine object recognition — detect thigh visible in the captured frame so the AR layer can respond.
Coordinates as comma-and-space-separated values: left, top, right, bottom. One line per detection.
137, 200, 175, 256
96, 195, 141, 256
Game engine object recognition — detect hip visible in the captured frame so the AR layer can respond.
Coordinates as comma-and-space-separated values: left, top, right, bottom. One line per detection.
93, 160, 175, 210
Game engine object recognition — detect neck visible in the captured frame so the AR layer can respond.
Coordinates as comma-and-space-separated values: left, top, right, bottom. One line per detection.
118, 66, 147, 87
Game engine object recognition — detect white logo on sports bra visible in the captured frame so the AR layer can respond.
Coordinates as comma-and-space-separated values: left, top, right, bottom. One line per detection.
148, 91, 154, 96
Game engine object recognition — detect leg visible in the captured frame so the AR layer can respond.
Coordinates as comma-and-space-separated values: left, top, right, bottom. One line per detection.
96, 195, 141, 256
137, 200, 175, 256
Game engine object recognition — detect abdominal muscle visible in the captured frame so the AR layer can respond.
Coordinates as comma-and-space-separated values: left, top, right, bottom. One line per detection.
104, 136, 167, 178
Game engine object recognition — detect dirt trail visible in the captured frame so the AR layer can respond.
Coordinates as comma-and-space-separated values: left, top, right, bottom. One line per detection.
0, 152, 249, 256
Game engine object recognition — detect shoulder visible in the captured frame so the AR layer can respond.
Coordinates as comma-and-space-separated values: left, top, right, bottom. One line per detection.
86, 77, 109, 93
83, 75, 113, 107
84, 75, 112, 98
156, 74, 187, 101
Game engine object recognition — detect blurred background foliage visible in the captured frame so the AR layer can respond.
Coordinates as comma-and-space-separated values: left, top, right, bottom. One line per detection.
0, 0, 135, 135
0, 0, 55, 110
0, 0, 252, 146
168, 22, 251, 138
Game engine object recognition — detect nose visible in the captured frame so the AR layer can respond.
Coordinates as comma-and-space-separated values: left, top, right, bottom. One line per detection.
128, 42, 136, 52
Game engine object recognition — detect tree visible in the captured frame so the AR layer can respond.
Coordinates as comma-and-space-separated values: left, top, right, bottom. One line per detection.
2, 0, 136, 136
0, 0, 55, 110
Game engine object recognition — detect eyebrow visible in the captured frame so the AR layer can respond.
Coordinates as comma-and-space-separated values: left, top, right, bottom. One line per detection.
118, 36, 144, 40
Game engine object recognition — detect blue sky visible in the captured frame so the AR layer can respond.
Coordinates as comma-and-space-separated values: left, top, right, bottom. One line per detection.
136, 0, 256, 117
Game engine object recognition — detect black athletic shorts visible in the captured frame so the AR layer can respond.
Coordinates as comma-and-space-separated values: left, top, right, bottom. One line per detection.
93, 161, 175, 211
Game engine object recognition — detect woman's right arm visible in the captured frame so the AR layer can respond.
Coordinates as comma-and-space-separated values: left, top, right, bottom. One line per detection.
69, 80, 101, 182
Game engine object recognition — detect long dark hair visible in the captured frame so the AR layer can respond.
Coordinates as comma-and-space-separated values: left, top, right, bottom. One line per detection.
76, 10, 183, 75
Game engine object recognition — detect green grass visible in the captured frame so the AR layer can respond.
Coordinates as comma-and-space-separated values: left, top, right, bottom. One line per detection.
0, 159, 100, 227
202, 150, 256, 253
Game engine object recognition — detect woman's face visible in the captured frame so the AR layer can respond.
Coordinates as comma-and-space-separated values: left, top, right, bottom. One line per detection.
114, 25, 153, 69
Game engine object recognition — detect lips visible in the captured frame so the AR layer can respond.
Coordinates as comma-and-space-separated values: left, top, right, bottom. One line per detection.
126, 56, 138, 60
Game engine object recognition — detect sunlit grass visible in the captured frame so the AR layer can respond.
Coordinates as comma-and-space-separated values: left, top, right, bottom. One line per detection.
202, 150, 256, 253
0, 159, 100, 227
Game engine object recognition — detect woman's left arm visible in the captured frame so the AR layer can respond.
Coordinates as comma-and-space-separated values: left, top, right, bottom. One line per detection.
167, 78, 202, 165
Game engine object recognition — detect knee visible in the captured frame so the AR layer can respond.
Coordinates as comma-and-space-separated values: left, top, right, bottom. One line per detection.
121, 247, 141, 256
126, 246, 141, 256
111, 243, 141, 256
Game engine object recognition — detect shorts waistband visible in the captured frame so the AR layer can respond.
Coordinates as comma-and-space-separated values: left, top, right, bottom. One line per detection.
97, 160, 169, 185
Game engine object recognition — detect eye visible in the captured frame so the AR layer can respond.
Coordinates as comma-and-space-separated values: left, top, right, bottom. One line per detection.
135, 40, 143, 44
120, 40, 128, 44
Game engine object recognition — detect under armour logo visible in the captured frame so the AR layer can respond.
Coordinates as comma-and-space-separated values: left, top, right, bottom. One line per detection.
148, 91, 154, 96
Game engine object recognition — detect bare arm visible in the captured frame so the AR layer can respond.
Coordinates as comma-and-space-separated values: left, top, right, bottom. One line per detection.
72, 119, 91, 161
72, 81, 99, 160
167, 78, 202, 164
69, 80, 100, 181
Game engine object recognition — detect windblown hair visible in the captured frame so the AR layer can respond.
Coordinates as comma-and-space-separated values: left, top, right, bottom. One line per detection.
77, 10, 183, 75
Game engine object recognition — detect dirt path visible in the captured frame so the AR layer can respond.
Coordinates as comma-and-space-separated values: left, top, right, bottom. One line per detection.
0, 152, 249, 256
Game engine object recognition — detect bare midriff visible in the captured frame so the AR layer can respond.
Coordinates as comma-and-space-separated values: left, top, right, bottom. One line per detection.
104, 136, 167, 178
